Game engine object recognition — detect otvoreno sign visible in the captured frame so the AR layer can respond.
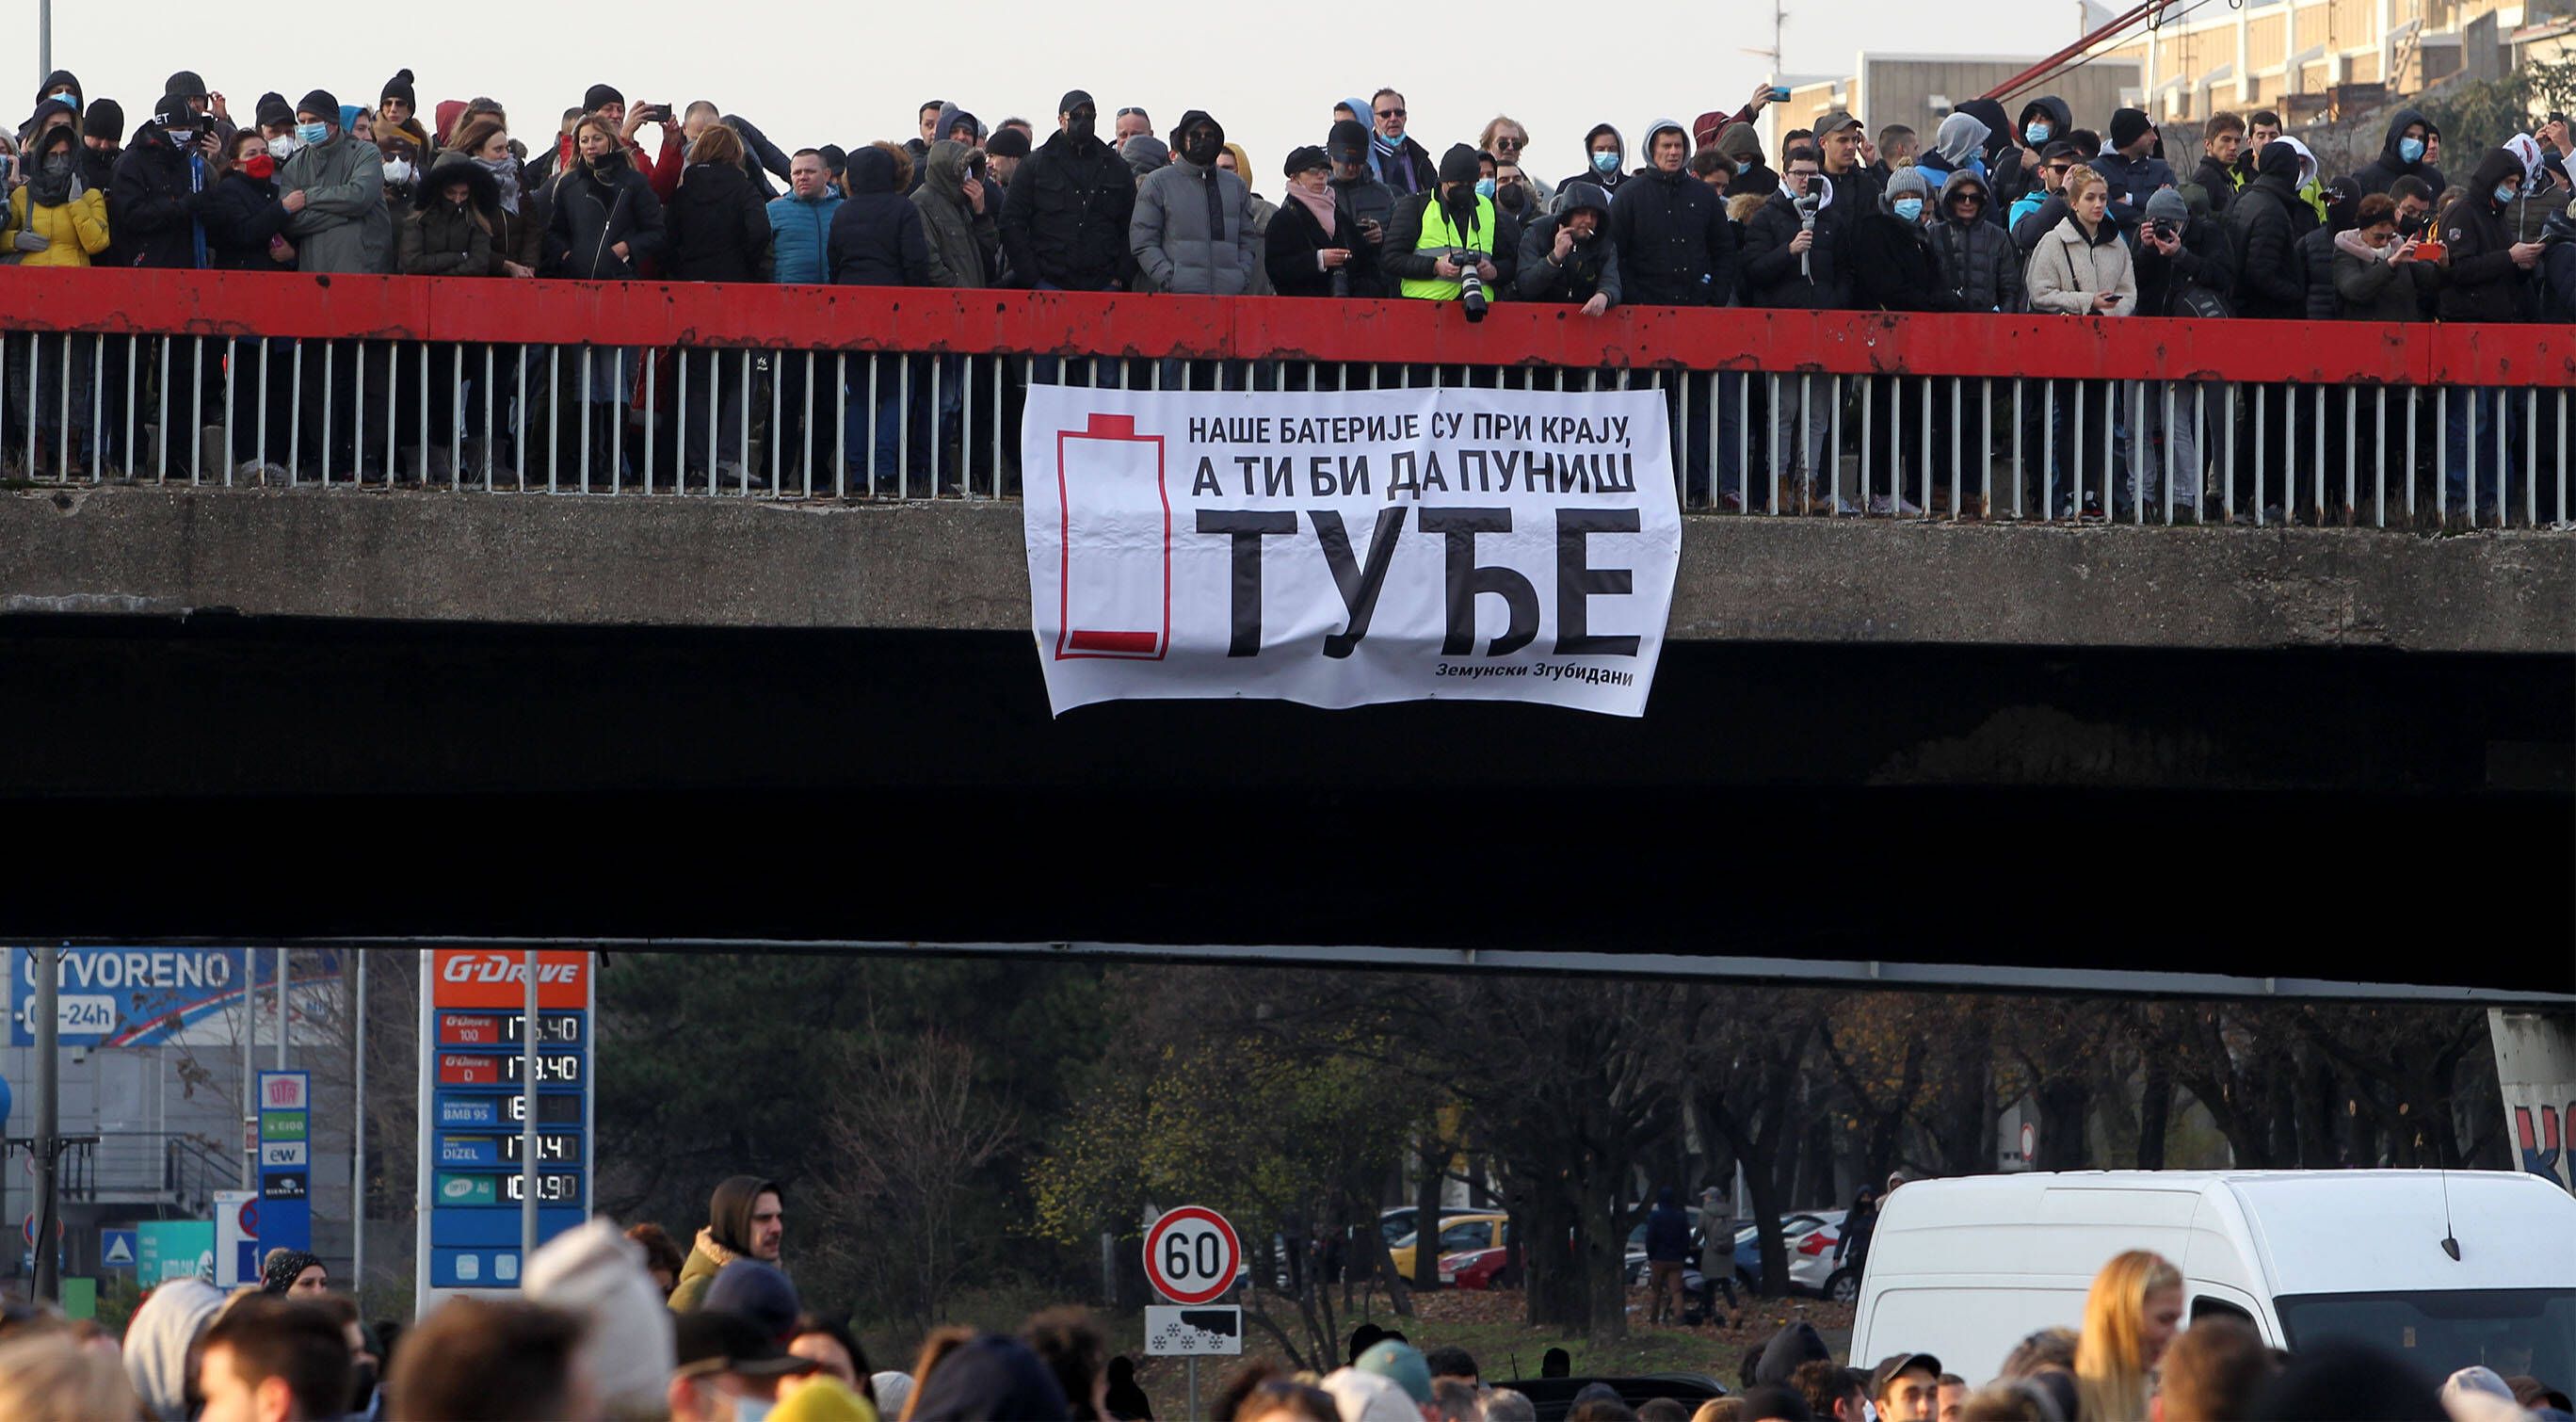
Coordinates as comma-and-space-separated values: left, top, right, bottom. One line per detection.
1022, 387, 1681, 717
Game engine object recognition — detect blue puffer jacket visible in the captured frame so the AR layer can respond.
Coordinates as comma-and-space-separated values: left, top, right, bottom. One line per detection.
766, 189, 842, 284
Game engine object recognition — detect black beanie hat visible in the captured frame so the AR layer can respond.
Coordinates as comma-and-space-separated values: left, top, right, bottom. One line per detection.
583, 83, 622, 112
381, 69, 416, 109
1283, 144, 1329, 178
255, 91, 293, 129
1328, 118, 1371, 157
818, 143, 847, 175
298, 89, 341, 123
82, 98, 123, 142
2109, 107, 2153, 152
164, 71, 208, 102
985, 126, 1030, 158
152, 93, 198, 130
1437, 142, 1481, 186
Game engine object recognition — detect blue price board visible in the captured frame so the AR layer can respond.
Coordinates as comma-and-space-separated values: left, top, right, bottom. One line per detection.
421, 951, 593, 1296
255, 1071, 311, 1254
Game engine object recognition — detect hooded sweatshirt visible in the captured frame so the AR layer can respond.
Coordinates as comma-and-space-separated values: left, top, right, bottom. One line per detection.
829, 145, 934, 287
912, 138, 1000, 287
123, 1279, 226, 1422
1915, 110, 1990, 190
2014, 96, 2073, 154
1131, 109, 1258, 296
1753, 1321, 1832, 1386
1516, 180, 1620, 305
2437, 146, 2534, 324
526, 1218, 676, 1418
669, 1174, 782, 1312
1714, 121, 1778, 197
2350, 106, 2447, 200
1562, 123, 1628, 197
2227, 140, 2309, 318
1610, 119, 1735, 306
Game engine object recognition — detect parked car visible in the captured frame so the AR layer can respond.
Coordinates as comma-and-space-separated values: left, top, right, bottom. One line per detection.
1441, 1236, 1522, 1289
1390, 1213, 1508, 1281
1631, 1210, 1850, 1299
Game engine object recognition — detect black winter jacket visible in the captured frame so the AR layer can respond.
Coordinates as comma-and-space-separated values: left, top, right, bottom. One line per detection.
1516, 209, 1622, 305
2134, 214, 2234, 317
1741, 186, 1852, 308
2349, 108, 2447, 201
544, 153, 664, 280
203, 169, 293, 271
1927, 172, 2021, 310
1608, 166, 1735, 306
2436, 148, 2531, 324
2298, 225, 2345, 319
829, 146, 932, 287
1000, 129, 1135, 290
1848, 213, 1967, 313
2227, 145, 2307, 318
106, 129, 204, 269
1263, 191, 1380, 298
2188, 154, 2239, 217
666, 161, 774, 283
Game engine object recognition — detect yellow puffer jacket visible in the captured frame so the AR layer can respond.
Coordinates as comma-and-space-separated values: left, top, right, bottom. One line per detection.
4, 186, 111, 267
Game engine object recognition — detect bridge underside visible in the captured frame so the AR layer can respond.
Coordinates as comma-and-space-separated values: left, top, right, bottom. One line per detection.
3, 614, 2566, 999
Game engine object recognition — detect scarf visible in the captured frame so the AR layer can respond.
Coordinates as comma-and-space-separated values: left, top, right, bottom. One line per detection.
475, 154, 521, 213
1284, 178, 1339, 236
29, 154, 76, 206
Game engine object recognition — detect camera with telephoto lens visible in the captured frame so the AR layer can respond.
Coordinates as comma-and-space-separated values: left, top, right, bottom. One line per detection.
1456, 249, 1489, 321
2149, 218, 2179, 241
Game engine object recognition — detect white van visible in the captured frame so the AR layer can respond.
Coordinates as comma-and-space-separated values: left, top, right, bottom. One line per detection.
1849, 1170, 2576, 1385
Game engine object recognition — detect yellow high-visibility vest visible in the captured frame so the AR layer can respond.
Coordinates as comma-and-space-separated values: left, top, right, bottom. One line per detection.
1398, 194, 1499, 301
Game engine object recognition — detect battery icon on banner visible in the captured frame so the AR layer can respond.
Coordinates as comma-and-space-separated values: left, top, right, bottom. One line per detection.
1055, 412, 1169, 660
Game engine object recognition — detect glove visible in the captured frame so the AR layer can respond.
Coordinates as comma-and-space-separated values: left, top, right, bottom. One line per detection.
12, 231, 49, 253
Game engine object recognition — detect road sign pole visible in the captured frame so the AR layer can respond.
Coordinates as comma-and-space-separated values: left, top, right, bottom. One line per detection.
412, 953, 433, 1318
33, 945, 58, 1301
1187, 1358, 1199, 1420
352, 950, 367, 1299
519, 950, 538, 1275
242, 947, 255, 1190
276, 947, 288, 1069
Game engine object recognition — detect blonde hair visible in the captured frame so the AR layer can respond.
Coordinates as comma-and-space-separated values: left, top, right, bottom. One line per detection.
2061, 164, 2105, 202
2075, 1250, 2182, 1421
0, 1331, 140, 1421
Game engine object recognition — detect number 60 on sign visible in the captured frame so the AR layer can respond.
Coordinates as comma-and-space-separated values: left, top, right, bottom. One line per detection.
1142, 1206, 1240, 1306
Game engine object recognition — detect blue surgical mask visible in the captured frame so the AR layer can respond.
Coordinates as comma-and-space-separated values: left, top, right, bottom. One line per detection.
732, 1398, 773, 1422
1591, 150, 1618, 174
2024, 122, 2051, 145
1892, 197, 1924, 221
2398, 136, 2425, 164
1474, 177, 1496, 199
296, 121, 329, 146
2495, 182, 2519, 204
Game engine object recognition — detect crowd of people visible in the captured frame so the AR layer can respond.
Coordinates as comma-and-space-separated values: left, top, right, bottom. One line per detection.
4, 62, 2573, 520
0, 1169, 2565, 1420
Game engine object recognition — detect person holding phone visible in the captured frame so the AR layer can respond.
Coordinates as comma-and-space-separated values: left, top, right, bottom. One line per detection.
1324, 119, 1395, 290
2022, 166, 2133, 520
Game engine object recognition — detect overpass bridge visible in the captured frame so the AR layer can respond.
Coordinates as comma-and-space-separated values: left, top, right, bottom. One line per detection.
2, 272, 2568, 998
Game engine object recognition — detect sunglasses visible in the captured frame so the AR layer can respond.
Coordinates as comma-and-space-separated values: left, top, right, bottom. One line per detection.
1377, 108, 1406, 119
1116, 107, 1146, 119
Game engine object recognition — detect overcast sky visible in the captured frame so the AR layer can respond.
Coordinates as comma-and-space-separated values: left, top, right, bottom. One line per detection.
33, 0, 2082, 186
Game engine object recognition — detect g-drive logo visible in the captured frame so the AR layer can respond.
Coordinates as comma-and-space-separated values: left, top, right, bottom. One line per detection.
442, 955, 583, 987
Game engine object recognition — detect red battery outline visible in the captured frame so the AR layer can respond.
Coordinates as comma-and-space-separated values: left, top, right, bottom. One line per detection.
1055, 412, 1170, 659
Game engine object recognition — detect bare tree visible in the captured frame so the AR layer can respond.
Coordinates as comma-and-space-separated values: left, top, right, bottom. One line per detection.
806, 1026, 1015, 1325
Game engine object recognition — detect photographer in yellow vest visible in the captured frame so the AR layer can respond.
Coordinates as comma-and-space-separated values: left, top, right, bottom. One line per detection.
1388, 142, 1520, 307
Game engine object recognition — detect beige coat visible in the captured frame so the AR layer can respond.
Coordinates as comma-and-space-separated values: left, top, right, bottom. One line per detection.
2022, 215, 2136, 316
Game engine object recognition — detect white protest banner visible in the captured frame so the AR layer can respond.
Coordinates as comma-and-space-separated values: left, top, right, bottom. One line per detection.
1022, 385, 1680, 717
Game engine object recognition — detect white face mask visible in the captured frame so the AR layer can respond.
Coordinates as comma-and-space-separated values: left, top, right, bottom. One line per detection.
383, 157, 415, 185
266, 135, 299, 160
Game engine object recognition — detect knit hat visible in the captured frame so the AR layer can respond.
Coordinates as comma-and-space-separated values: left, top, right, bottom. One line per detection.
2144, 187, 2191, 225
260, 1248, 324, 1293
583, 83, 622, 112
1058, 89, 1094, 117
296, 89, 340, 123
1887, 166, 1931, 201
381, 69, 416, 109
255, 91, 293, 129
1437, 141, 1481, 186
985, 126, 1029, 158
82, 98, 124, 142
163, 71, 208, 103
1119, 136, 1167, 176
1283, 144, 1329, 177
1328, 119, 1371, 159
1356, 1341, 1434, 1405
523, 1219, 674, 1419
2109, 107, 2154, 152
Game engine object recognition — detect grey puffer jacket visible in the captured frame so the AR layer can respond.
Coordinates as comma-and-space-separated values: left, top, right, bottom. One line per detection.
1130, 153, 1257, 296
280, 130, 393, 274
910, 139, 999, 287
1926, 170, 2021, 311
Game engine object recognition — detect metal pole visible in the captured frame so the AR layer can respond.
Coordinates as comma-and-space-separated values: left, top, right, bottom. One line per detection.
276, 946, 288, 1069
520, 950, 539, 1276
32, 945, 59, 1301
242, 948, 255, 1189
37, 2, 51, 90
353, 951, 367, 1297
412, 954, 434, 1319
1187, 1357, 1199, 1422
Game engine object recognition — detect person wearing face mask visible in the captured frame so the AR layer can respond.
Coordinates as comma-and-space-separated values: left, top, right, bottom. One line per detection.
77, 100, 124, 211
1388, 142, 1517, 306
279, 90, 392, 275
2332, 194, 2434, 322
252, 91, 297, 154
161, 71, 234, 157
108, 94, 212, 271
1002, 89, 1136, 294
31, 70, 82, 125
1267, 145, 1374, 299
2011, 95, 2071, 164
378, 134, 426, 219
2350, 107, 2446, 201
1713, 121, 1778, 197
1849, 167, 1967, 515
4, 124, 110, 267
1561, 122, 1629, 197
1363, 89, 1437, 195
1325, 119, 1397, 275
1492, 160, 1541, 228
2435, 145, 2548, 522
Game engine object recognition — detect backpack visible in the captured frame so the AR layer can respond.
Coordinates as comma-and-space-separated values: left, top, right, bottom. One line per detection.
2165, 282, 2234, 320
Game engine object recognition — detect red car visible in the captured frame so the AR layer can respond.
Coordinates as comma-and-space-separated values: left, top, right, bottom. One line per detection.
1441, 1243, 1519, 1290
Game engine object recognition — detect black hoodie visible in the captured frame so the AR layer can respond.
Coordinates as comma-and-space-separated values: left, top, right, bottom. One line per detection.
2226, 140, 2308, 318
1560, 123, 1628, 197
2013, 96, 2072, 153
2436, 147, 2531, 323
1753, 1321, 1832, 1386
829, 144, 933, 287
2350, 107, 2447, 201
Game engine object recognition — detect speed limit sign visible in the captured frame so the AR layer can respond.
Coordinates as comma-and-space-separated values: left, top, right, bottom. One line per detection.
1143, 1205, 1241, 1305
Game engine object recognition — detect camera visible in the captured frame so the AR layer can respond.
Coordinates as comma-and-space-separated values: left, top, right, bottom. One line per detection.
1457, 250, 1488, 322
2149, 218, 2178, 241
